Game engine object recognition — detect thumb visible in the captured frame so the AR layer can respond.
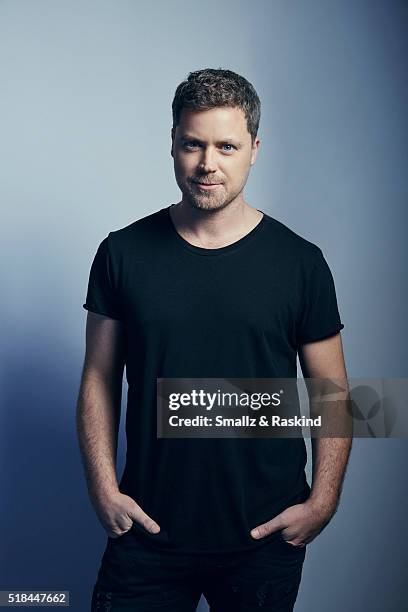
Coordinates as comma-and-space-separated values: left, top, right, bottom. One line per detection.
130, 503, 161, 534
251, 513, 284, 540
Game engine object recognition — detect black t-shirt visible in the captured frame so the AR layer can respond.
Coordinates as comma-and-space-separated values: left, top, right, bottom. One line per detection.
83, 206, 344, 554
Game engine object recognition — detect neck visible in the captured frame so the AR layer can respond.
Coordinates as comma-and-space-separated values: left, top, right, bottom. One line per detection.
169, 198, 263, 249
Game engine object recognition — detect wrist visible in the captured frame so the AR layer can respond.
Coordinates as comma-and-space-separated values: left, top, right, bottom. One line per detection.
306, 493, 338, 519
90, 482, 120, 504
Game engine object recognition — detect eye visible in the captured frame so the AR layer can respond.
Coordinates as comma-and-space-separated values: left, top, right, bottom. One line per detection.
183, 141, 200, 150
221, 143, 235, 152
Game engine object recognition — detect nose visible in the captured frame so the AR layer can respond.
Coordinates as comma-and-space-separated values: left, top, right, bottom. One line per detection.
198, 147, 218, 173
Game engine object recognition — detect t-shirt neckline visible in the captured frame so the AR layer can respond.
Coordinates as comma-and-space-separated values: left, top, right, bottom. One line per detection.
163, 205, 267, 256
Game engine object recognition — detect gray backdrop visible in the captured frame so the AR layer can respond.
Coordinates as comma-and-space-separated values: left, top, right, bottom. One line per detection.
1, 1, 407, 610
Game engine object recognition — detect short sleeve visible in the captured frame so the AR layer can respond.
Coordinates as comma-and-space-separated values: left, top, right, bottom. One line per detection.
296, 247, 344, 346
82, 235, 122, 320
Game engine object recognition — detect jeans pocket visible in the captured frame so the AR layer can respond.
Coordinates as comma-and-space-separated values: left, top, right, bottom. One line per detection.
279, 535, 307, 554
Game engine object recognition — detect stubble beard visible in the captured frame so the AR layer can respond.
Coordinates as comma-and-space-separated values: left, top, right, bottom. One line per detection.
184, 181, 235, 213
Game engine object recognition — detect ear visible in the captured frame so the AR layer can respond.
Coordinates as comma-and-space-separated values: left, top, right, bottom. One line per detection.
250, 137, 260, 166
170, 128, 175, 158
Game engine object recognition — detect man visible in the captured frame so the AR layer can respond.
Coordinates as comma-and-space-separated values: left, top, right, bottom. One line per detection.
77, 68, 352, 611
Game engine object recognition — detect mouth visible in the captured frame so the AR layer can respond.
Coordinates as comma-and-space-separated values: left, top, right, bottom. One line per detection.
193, 181, 223, 190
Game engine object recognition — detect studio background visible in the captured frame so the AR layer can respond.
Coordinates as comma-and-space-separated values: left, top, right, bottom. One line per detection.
1, 1, 407, 610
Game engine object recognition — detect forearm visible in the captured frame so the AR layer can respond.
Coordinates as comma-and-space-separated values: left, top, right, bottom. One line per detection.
309, 435, 352, 515
306, 374, 353, 515
76, 372, 122, 504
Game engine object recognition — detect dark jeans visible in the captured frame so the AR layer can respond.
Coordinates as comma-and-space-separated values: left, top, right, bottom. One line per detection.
91, 528, 307, 612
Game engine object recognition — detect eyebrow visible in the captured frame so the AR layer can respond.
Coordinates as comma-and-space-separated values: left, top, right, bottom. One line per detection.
180, 134, 243, 147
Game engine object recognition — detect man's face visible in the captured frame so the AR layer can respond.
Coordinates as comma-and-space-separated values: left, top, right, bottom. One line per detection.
171, 106, 260, 212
